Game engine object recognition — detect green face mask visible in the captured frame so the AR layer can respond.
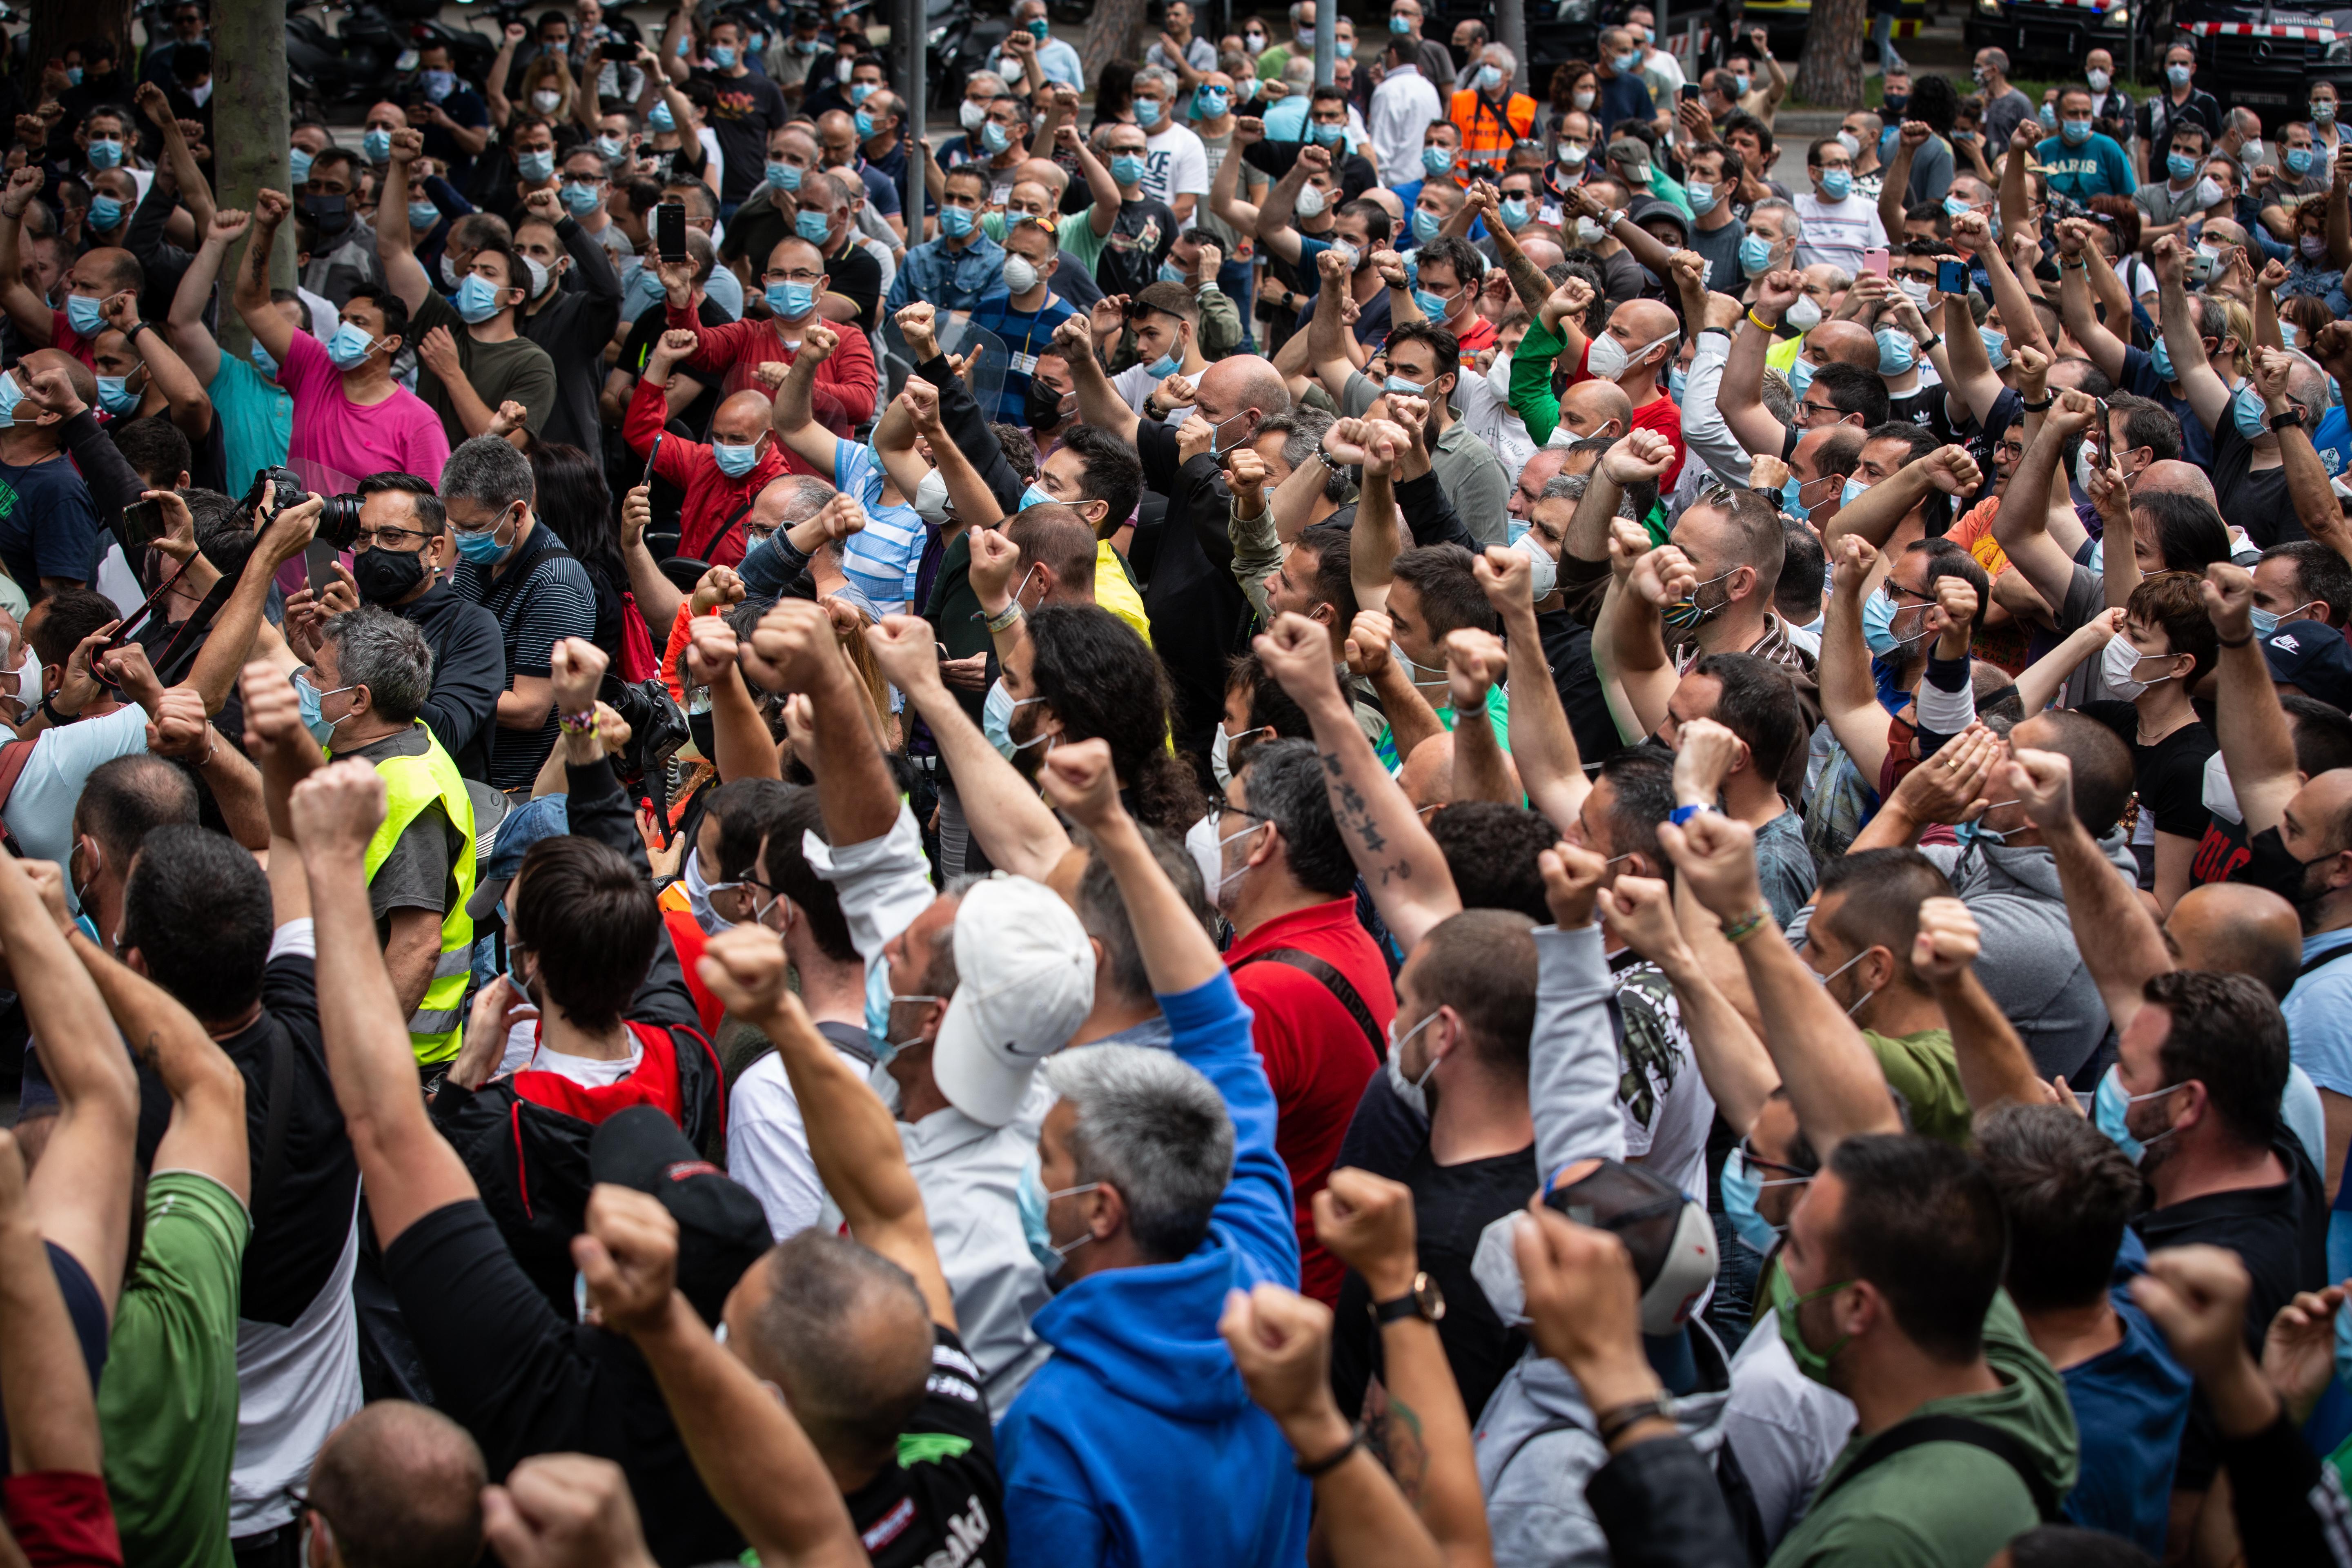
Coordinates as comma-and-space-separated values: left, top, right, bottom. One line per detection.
1767, 1255, 1855, 1385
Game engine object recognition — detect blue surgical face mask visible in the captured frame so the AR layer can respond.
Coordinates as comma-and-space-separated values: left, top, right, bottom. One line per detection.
1477, 65, 1503, 91
1862, 584, 1933, 657
2288, 146, 2315, 176
1412, 207, 1441, 244
796, 208, 832, 243
1110, 153, 1147, 186
708, 45, 737, 68
982, 120, 1013, 156
89, 194, 127, 233
290, 147, 315, 185
1787, 356, 1815, 396
596, 134, 626, 161
2152, 336, 2176, 383
982, 678, 1051, 759
1019, 481, 1055, 511
453, 273, 509, 324
330, 319, 380, 372
1421, 145, 1453, 179
249, 340, 279, 380
94, 375, 138, 415
1158, 260, 1189, 285
1842, 474, 1869, 508
1018, 1150, 1100, 1275
1145, 343, 1183, 377
1875, 327, 1916, 376
2038, 102, 2058, 131
1817, 167, 1851, 200
2233, 381, 2275, 440
296, 670, 354, 748
766, 280, 816, 318
1384, 372, 1426, 396
1196, 89, 1229, 119
407, 199, 442, 230
1685, 180, 1717, 216
1781, 472, 1811, 521
766, 159, 804, 192
1979, 326, 2009, 370
2060, 117, 2092, 146
2094, 1067, 2186, 1165
648, 101, 676, 131
1411, 285, 1450, 318
2168, 151, 2198, 181
0, 373, 25, 425
1499, 196, 1531, 231
849, 82, 875, 106
85, 137, 122, 169
1311, 122, 1344, 148
712, 438, 762, 477
2168, 63, 2193, 87
1136, 97, 1164, 128
559, 181, 600, 216
854, 109, 877, 139
1610, 52, 1637, 72
1944, 193, 1974, 219
518, 147, 557, 183
420, 69, 456, 102
939, 203, 976, 237
452, 515, 513, 566
363, 127, 393, 164
65, 294, 106, 338
1720, 1145, 1807, 1256
66, 65, 82, 86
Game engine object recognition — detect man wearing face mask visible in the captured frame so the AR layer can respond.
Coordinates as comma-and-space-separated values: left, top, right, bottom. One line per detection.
287, 474, 505, 785
661, 223, 877, 420
1515, 278, 1687, 484
2161, 280, 2328, 550
2035, 87, 2135, 207
631, 330, 791, 567
967, 217, 1080, 425
238, 195, 451, 482
1589, 27, 1656, 133
885, 166, 1006, 314
506, 192, 623, 454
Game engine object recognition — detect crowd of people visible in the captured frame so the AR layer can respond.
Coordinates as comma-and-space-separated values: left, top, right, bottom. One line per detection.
8, 0, 2352, 1566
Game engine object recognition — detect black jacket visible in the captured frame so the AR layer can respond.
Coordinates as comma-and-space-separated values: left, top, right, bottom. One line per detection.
396, 579, 507, 784
1586, 1434, 1753, 1568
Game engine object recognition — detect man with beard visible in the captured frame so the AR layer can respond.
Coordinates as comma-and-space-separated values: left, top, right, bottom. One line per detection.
284, 473, 506, 785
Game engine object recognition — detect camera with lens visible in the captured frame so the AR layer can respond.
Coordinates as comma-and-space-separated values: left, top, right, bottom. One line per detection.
238, 466, 365, 548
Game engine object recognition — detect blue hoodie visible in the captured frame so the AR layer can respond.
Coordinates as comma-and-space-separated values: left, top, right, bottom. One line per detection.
996, 971, 1308, 1568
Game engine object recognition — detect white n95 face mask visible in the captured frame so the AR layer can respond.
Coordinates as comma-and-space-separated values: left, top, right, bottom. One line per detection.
1514, 531, 1559, 597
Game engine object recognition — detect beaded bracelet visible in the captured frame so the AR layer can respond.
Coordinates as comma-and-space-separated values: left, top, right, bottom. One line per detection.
557, 708, 599, 736
1719, 906, 1771, 944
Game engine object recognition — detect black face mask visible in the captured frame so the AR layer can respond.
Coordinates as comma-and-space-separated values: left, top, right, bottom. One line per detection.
303, 192, 351, 238
1881, 94, 1909, 117
1026, 381, 1071, 428
352, 545, 428, 605
2234, 824, 2330, 919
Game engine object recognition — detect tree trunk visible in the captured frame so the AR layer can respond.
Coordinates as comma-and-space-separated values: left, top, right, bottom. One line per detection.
1080, 0, 1147, 89
24, 0, 130, 99
1796, 0, 1866, 108
213, 0, 294, 353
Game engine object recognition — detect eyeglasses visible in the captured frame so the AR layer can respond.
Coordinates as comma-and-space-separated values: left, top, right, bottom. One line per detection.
1890, 267, 1937, 283
351, 525, 429, 550
1737, 1135, 1815, 1183
762, 267, 823, 284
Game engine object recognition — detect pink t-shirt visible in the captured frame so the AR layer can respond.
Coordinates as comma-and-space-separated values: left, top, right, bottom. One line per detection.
278, 330, 451, 484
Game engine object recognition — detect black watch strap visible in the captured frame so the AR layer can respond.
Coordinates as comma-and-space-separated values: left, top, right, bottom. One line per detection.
40, 690, 79, 727
1372, 1270, 1446, 1325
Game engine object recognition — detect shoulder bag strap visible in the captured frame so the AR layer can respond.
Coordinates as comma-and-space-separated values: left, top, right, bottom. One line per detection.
1809, 1413, 2062, 1523
1230, 946, 1385, 1058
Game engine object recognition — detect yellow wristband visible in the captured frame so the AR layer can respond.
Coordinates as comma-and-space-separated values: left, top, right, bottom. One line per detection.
1746, 308, 1779, 332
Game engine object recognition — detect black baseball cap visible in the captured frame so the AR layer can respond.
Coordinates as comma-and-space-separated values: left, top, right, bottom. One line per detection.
589, 1107, 773, 1324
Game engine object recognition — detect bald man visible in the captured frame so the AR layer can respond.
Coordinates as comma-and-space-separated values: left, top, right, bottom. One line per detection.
1557, 381, 1633, 444
2167, 882, 2305, 1003
1719, 314, 1880, 462
627, 343, 794, 566
1510, 447, 1570, 523
1517, 293, 1685, 487
302, 1401, 487, 1568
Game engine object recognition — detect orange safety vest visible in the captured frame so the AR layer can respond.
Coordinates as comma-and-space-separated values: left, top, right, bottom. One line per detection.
1448, 88, 1535, 172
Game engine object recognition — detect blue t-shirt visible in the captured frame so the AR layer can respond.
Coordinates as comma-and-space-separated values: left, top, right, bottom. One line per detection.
2314, 405, 2350, 479
2033, 132, 2136, 204
209, 356, 293, 498
0, 451, 101, 592
2121, 342, 2213, 471
966, 292, 1079, 425
1595, 72, 1653, 131
2285, 930, 2352, 1111
833, 439, 928, 614
2061, 1283, 2192, 1556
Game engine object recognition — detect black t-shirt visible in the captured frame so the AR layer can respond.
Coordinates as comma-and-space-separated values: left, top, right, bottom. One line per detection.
384, 1198, 746, 1568
2211, 421, 2301, 548
1884, 385, 1952, 444
842, 1325, 1008, 1568
690, 69, 790, 205
1096, 196, 1179, 300
823, 238, 886, 335
1538, 606, 1625, 775
1130, 419, 1252, 754
2080, 703, 2218, 841
131, 944, 358, 1329
1328, 1073, 1535, 1426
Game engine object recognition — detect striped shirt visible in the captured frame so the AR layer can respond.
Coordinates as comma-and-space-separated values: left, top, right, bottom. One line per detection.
834, 441, 929, 615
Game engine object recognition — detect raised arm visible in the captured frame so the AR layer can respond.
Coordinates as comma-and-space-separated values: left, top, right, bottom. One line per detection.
1256, 611, 1462, 950
1912, 897, 2053, 1114
2154, 235, 2230, 434
1062, 118, 1123, 239
866, 617, 1074, 882
1718, 269, 1801, 461
2203, 562, 2301, 836
2054, 219, 2129, 384
1990, 389, 2097, 617
1603, 872, 1781, 1136
740, 597, 898, 846
1481, 547, 1590, 831
0, 1127, 106, 1485
1601, 526, 1690, 742
136, 81, 213, 233
1817, 535, 1898, 789
77, 931, 248, 1198
102, 290, 209, 438
1440, 630, 1521, 805
768, 319, 845, 474
577, 1182, 866, 1568
235, 189, 299, 368
1663, 811, 1904, 1155
375, 130, 434, 312
0, 167, 54, 347
1878, 123, 1923, 238
1306, 247, 1362, 398
1208, 116, 1263, 238
168, 206, 247, 385
2004, 744, 2172, 1040
696, 927, 956, 1328
1255, 142, 1333, 267
287, 759, 478, 1248
1053, 314, 1141, 448
1045, 739, 1223, 993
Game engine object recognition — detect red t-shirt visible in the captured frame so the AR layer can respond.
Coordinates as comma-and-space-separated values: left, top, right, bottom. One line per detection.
1226, 896, 1395, 1306
3, 1472, 122, 1568
1570, 340, 1687, 488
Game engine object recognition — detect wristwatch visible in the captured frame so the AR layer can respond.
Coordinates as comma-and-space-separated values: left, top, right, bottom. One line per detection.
40, 690, 80, 727
2271, 405, 2310, 431
1372, 1271, 1447, 1327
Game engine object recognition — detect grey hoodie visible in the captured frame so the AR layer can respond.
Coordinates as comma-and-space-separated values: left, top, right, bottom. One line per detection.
1470, 922, 1736, 1568
1918, 831, 2136, 1082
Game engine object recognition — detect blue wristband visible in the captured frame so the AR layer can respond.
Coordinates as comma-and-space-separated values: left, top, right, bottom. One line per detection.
1670, 803, 1715, 827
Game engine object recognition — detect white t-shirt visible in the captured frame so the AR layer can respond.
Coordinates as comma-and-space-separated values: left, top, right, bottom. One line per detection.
1791, 193, 1886, 276
1110, 361, 1195, 422
10, 703, 149, 875
1610, 958, 1716, 1208
1143, 123, 1211, 229
725, 1022, 879, 1241
1721, 1319, 1857, 1548
524, 1040, 643, 1088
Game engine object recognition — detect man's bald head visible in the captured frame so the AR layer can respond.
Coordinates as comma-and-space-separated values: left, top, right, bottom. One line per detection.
1014, 158, 1068, 195
2166, 883, 2305, 1003
1359, 187, 1403, 221
1518, 234, 1566, 272
19, 347, 95, 410
1807, 319, 1880, 369
1613, 297, 1679, 343
307, 1401, 486, 1568
1199, 354, 1291, 434
2136, 459, 2216, 506
1559, 380, 1633, 442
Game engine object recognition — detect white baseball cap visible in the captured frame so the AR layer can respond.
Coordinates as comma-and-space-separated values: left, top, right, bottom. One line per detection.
931, 875, 1096, 1127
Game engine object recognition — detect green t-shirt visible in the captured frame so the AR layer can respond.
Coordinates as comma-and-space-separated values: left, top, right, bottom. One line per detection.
98, 1169, 251, 1568
1376, 681, 1511, 770
1767, 1290, 2079, 1568
1862, 1027, 1972, 1147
